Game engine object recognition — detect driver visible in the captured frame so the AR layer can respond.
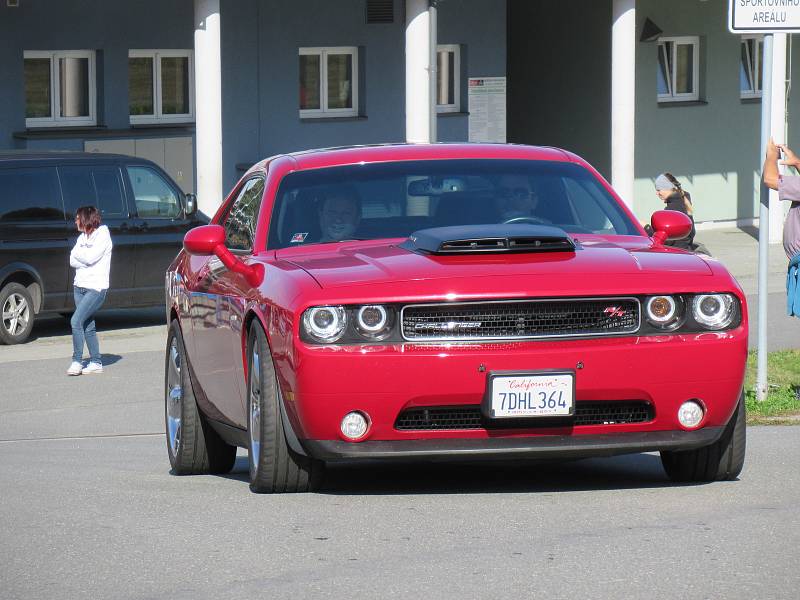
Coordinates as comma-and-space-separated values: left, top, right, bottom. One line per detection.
495, 175, 542, 222
318, 185, 362, 242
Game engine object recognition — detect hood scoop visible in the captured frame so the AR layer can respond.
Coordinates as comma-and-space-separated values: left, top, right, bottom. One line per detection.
401, 224, 576, 255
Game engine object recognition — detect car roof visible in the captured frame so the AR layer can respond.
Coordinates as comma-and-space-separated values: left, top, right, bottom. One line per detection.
251, 143, 576, 173
0, 150, 154, 164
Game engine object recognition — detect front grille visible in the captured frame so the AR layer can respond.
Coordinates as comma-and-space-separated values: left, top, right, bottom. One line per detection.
401, 298, 640, 341
394, 401, 654, 430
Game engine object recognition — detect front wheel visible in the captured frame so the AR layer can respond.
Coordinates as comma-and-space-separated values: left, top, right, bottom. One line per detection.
247, 320, 323, 493
0, 283, 34, 345
660, 392, 746, 482
164, 319, 236, 475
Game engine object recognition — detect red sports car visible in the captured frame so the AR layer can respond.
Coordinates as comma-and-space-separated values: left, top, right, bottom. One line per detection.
164, 143, 747, 493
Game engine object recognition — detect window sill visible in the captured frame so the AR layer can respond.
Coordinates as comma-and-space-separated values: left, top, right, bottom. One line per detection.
740, 97, 762, 104
14, 124, 195, 139
437, 111, 469, 118
300, 115, 367, 123
656, 100, 708, 108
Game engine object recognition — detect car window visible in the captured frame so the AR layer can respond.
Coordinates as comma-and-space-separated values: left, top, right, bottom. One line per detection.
223, 177, 265, 252
60, 166, 127, 218
127, 166, 180, 218
0, 166, 63, 222
267, 159, 639, 249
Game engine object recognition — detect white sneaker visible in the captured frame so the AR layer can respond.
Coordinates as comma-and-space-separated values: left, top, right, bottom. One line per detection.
67, 361, 83, 376
81, 362, 103, 375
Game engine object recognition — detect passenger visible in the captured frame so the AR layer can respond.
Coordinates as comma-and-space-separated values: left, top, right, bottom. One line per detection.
318, 186, 362, 242
67, 205, 112, 376
494, 174, 546, 223
653, 172, 696, 250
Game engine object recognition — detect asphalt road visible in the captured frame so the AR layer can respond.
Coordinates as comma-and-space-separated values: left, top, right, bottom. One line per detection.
1, 312, 799, 599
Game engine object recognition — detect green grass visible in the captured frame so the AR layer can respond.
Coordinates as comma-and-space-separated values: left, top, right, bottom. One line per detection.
744, 350, 800, 424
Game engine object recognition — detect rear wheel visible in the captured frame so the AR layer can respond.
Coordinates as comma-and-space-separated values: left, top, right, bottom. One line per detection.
165, 319, 236, 475
0, 283, 34, 345
247, 320, 323, 493
660, 392, 746, 482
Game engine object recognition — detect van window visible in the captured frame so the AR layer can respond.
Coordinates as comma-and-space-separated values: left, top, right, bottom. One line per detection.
0, 167, 63, 222
59, 166, 127, 218
126, 166, 180, 218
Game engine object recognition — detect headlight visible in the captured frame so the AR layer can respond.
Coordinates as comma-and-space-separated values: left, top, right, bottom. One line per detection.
302, 306, 346, 343
355, 305, 393, 340
645, 295, 682, 329
692, 294, 736, 330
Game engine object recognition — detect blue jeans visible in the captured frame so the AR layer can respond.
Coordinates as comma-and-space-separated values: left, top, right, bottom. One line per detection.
71, 287, 107, 363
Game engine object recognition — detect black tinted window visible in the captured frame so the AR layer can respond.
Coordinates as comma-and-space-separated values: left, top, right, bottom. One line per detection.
60, 166, 126, 218
223, 177, 265, 251
0, 166, 63, 222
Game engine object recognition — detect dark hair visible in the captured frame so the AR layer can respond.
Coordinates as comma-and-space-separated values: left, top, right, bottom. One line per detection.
75, 206, 102, 235
662, 172, 693, 216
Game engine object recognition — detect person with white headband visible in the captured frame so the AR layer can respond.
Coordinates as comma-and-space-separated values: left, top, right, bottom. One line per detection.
653, 172, 696, 251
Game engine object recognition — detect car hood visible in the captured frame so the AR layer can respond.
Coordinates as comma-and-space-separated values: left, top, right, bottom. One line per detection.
278, 238, 714, 290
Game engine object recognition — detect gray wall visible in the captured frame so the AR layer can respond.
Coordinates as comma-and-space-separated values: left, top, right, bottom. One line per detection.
220, 0, 507, 191
0, 0, 194, 149
507, 0, 612, 178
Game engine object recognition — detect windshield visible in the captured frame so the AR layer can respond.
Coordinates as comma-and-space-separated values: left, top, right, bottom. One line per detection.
267, 159, 640, 249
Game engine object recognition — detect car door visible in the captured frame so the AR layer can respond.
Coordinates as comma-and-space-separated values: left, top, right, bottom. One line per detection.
0, 165, 70, 311
189, 176, 265, 428
59, 164, 136, 307
125, 164, 192, 306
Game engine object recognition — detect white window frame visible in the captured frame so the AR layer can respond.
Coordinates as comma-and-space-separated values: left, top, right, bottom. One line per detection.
657, 36, 700, 103
436, 44, 461, 113
24, 50, 96, 127
740, 35, 763, 99
129, 49, 195, 124
299, 46, 359, 118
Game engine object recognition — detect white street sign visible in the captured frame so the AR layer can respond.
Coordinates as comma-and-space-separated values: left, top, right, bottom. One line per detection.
729, 0, 800, 33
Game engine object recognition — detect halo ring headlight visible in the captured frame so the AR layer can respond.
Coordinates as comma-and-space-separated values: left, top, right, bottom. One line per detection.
357, 305, 388, 333
302, 306, 347, 343
645, 295, 682, 329
692, 294, 735, 330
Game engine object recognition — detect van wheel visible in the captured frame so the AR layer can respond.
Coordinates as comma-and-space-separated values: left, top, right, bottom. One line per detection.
165, 319, 237, 474
0, 283, 34, 345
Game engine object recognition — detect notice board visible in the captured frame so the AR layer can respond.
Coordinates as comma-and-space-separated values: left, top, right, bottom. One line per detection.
468, 77, 506, 143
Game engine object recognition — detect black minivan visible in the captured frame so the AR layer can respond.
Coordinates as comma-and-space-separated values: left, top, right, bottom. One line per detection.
0, 151, 202, 344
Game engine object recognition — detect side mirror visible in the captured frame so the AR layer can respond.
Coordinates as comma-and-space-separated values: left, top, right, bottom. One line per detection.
183, 224, 225, 255
182, 224, 264, 286
650, 210, 693, 246
184, 193, 198, 217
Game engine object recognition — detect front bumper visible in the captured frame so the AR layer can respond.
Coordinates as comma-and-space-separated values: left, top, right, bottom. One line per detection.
303, 427, 724, 461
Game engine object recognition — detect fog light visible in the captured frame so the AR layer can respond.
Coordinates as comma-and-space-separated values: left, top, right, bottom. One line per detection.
340, 411, 369, 440
678, 400, 704, 429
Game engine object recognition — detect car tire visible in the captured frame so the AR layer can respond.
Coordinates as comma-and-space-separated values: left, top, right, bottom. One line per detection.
164, 319, 237, 475
0, 282, 35, 345
247, 320, 323, 493
660, 391, 746, 482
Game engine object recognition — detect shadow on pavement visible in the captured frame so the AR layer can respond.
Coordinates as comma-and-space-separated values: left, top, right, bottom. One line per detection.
212, 452, 691, 495
26, 307, 166, 343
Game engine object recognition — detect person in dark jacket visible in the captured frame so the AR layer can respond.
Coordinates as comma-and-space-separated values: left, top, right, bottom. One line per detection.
654, 172, 696, 250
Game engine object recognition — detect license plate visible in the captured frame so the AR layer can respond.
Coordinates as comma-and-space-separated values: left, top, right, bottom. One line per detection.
485, 371, 575, 418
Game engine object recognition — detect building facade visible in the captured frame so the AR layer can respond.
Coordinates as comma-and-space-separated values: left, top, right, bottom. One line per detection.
0, 0, 796, 231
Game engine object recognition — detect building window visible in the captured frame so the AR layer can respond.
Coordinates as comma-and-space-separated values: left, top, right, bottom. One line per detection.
24, 50, 96, 127
299, 47, 358, 118
436, 45, 460, 113
657, 36, 700, 102
129, 50, 194, 124
740, 35, 763, 99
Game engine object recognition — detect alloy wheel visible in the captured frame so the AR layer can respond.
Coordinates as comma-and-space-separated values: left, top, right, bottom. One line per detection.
249, 345, 262, 472
166, 338, 183, 456
2, 293, 30, 338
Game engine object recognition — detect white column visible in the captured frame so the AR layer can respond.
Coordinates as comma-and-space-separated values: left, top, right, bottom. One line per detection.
405, 0, 436, 143
611, 0, 636, 209
194, 0, 223, 219
769, 33, 788, 244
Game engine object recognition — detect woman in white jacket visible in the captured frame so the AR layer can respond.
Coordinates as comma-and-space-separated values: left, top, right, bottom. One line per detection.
67, 206, 113, 376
